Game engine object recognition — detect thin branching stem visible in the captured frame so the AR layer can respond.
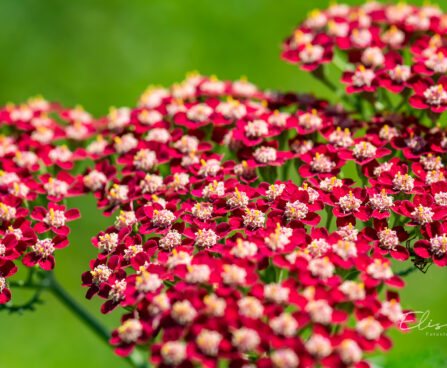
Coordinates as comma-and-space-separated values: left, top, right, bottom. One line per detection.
47, 273, 149, 368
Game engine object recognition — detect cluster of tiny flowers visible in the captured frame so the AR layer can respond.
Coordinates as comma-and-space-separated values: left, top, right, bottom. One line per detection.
8, 3, 447, 364
282, 2, 447, 113
0, 97, 90, 305
50, 70, 447, 368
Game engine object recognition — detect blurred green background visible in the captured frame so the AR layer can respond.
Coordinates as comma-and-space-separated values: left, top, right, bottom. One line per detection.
1, 0, 447, 367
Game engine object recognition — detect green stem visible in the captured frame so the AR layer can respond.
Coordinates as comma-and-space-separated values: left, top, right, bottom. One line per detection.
381, 89, 393, 110
47, 273, 149, 368
393, 89, 410, 112
49, 273, 109, 340
396, 265, 418, 277
325, 206, 334, 231
293, 158, 303, 186
427, 110, 441, 127
355, 164, 367, 187
259, 165, 278, 183
9, 280, 47, 289
332, 53, 352, 72
311, 66, 356, 109
281, 159, 292, 181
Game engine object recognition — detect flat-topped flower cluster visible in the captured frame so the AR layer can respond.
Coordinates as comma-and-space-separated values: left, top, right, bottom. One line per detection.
3, 2, 447, 367
76, 73, 424, 368
0, 72, 420, 367
282, 1, 447, 113
2, 67, 447, 366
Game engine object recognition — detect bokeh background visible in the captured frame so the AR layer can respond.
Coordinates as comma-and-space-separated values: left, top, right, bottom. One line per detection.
1, 0, 447, 367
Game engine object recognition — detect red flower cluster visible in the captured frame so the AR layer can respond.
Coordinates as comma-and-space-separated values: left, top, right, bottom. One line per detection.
0, 98, 93, 301
63, 72, 441, 368
282, 2, 447, 114
5, 3, 447, 367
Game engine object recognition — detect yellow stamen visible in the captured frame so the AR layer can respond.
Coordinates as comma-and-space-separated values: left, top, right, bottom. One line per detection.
235, 187, 241, 199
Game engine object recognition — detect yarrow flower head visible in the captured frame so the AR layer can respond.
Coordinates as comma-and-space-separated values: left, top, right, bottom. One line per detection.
6, 7, 444, 363
310, 153, 336, 173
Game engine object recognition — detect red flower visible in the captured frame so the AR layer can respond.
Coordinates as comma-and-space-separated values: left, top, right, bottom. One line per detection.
38, 172, 84, 202
394, 194, 447, 226
281, 30, 333, 71
341, 65, 379, 94
414, 221, 447, 267
338, 140, 391, 166
409, 76, 447, 113
31, 203, 81, 236
182, 222, 230, 249
22, 235, 68, 270
240, 141, 293, 168
111, 314, 151, 357
299, 145, 345, 178
330, 187, 371, 222
81, 255, 121, 299
363, 219, 410, 261
138, 202, 184, 235
377, 51, 412, 93
412, 49, 447, 76
359, 256, 405, 289
0, 259, 18, 304
269, 188, 321, 227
